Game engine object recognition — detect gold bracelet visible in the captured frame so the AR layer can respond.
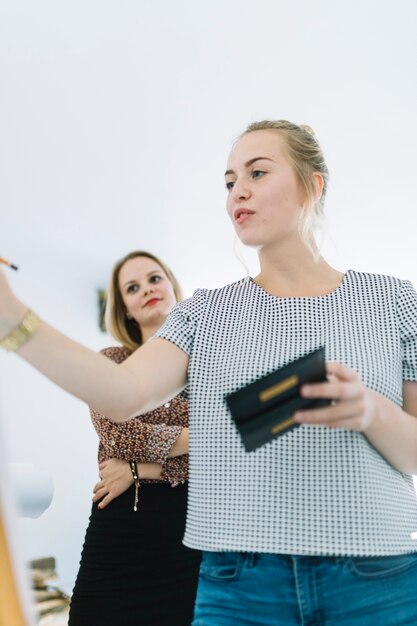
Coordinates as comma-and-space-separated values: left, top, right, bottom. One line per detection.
0, 309, 41, 352
128, 460, 139, 512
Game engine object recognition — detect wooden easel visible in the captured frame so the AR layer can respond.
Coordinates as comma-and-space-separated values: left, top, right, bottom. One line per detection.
0, 401, 33, 626
0, 505, 29, 626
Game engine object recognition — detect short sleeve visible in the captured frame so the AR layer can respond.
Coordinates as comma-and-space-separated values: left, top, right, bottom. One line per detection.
154, 288, 208, 356
398, 280, 417, 381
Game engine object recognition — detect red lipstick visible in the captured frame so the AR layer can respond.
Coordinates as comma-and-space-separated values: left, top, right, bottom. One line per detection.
144, 298, 160, 307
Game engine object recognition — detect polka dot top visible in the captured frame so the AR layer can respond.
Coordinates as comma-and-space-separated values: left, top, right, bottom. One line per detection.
155, 270, 417, 556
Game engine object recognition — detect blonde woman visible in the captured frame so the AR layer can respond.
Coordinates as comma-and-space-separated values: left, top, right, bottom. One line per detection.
68, 251, 201, 626
1, 121, 417, 625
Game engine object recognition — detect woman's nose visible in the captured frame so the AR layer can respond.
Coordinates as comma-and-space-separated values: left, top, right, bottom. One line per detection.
143, 285, 155, 296
231, 179, 251, 200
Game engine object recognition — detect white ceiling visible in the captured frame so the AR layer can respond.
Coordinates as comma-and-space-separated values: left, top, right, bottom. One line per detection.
1, 0, 417, 299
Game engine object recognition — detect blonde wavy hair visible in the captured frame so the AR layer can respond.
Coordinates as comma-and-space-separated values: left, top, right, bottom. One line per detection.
242, 120, 329, 255
105, 250, 183, 352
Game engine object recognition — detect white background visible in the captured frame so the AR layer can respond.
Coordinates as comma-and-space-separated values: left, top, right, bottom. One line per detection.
0, 0, 416, 594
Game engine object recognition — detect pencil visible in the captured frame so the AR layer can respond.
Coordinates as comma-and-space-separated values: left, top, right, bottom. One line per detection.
0, 257, 18, 271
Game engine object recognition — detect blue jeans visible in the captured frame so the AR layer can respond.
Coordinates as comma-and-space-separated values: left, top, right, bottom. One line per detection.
192, 551, 417, 625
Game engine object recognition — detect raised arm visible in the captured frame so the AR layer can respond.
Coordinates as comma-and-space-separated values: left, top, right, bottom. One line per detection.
0, 269, 188, 421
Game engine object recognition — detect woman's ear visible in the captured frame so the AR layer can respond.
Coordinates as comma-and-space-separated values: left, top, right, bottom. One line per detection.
311, 172, 324, 202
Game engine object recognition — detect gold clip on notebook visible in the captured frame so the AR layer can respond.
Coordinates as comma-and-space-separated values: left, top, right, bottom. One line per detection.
225, 347, 330, 452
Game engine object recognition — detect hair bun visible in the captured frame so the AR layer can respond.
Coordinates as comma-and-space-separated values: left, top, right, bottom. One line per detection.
299, 124, 316, 137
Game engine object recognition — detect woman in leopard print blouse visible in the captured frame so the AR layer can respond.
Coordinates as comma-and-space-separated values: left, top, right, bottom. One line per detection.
68, 250, 201, 626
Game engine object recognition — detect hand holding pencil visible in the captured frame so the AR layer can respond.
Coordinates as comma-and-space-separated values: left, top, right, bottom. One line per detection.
0, 257, 18, 271
0, 259, 28, 343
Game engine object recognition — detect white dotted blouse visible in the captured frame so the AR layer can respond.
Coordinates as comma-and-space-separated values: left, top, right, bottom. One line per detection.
156, 270, 417, 556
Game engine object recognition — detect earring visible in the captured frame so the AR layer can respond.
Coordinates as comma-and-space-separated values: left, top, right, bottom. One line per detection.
126, 312, 133, 320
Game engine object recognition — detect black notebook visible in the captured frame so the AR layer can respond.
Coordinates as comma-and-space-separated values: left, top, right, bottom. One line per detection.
225, 347, 330, 452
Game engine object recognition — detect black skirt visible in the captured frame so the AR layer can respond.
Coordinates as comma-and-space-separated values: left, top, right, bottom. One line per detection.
69, 482, 201, 626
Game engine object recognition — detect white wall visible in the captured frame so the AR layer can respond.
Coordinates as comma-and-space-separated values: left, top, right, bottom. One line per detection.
0, 271, 110, 594
0, 0, 416, 594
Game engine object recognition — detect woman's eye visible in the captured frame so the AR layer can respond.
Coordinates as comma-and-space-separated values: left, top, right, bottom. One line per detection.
252, 170, 265, 179
150, 275, 162, 284
126, 284, 139, 294
225, 181, 235, 190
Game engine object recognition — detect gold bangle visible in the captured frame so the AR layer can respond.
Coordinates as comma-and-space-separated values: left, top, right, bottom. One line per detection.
0, 309, 41, 352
